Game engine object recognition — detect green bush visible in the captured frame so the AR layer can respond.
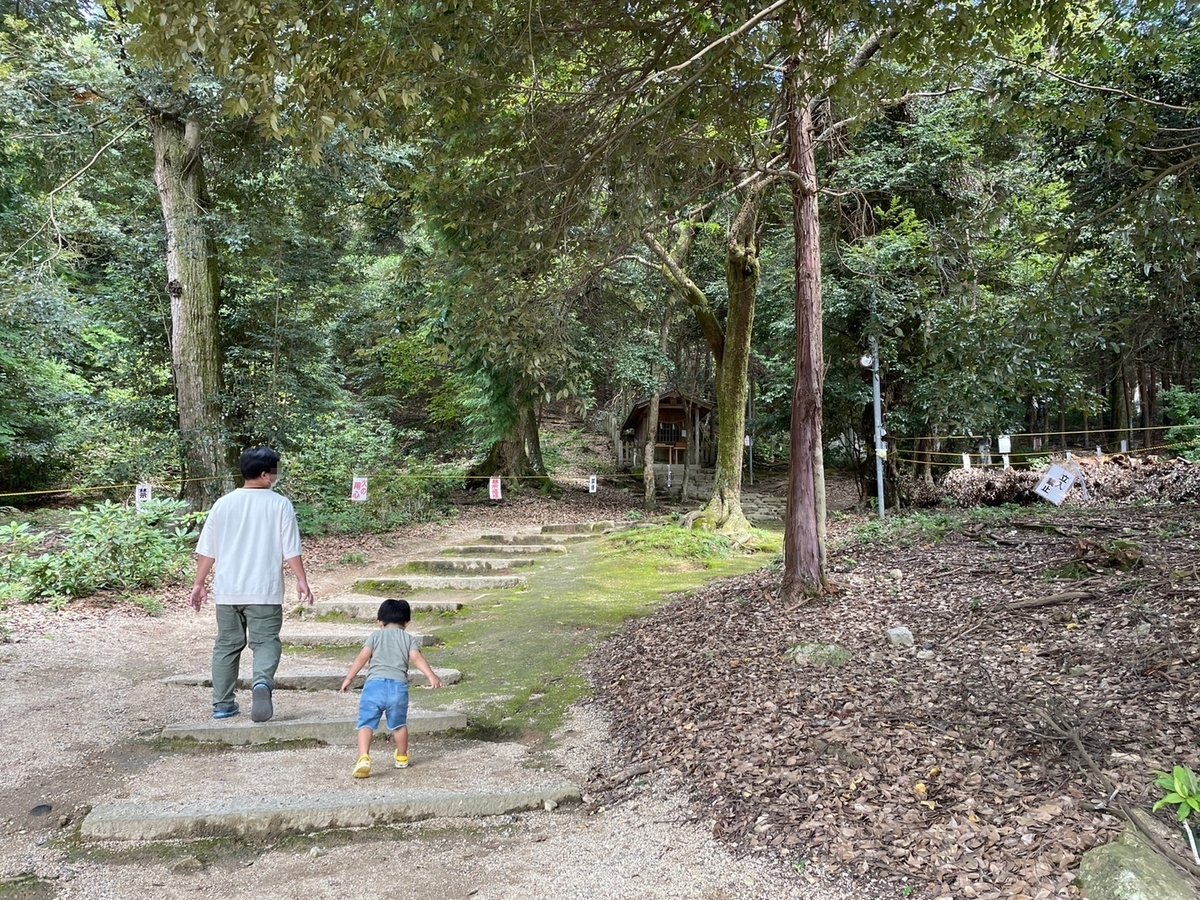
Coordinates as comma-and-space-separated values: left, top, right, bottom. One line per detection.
1162, 383, 1200, 460
0, 499, 200, 602
281, 416, 457, 535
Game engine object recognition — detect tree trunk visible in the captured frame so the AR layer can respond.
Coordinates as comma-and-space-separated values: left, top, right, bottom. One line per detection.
526, 407, 548, 478
781, 57, 826, 602
151, 112, 228, 508
700, 194, 760, 534
643, 196, 760, 536
643, 391, 660, 510
475, 404, 554, 494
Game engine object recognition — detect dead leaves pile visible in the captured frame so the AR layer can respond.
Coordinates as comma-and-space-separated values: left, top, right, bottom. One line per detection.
588, 503, 1200, 899
930, 454, 1200, 509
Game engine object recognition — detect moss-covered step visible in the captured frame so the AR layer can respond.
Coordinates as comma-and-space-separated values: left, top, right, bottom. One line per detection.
540, 521, 615, 534
443, 544, 568, 556
474, 533, 591, 544
280, 627, 439, 648
304, 593, 473, 619
163, 666, 460, 690
352, 574, 526, 592
388, 558, 537, 574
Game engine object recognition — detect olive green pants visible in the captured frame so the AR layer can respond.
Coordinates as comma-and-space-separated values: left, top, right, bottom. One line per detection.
211, 604, 284, 705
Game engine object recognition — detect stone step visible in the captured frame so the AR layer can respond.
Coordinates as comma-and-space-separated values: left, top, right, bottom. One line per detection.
280, 627, 439, 649
394, 557, 537, 574
161, 708, 468, 745
540, 521, 614, 534
80, 740, 580, 841
475, 533, 591, 544
352, 573, 526, 592
164, 667, 461, 691
442, 544, 567, 556
305, 593, 475, 618
82, 784, 580, 842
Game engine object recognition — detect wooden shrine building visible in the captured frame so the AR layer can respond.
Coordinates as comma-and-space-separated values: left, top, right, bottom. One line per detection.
619, 391, 716, 468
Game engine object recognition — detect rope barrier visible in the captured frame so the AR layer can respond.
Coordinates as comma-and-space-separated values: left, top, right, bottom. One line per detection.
889, 441, 1194, 469
891, 423, 1177, 443
0, 468, 677, 502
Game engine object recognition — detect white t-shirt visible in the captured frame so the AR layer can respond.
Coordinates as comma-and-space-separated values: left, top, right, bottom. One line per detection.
195, 487, 303, 605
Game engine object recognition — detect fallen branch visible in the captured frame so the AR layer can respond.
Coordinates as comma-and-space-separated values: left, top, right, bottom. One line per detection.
606, 762, 653, 787
1008, 590, 1093, 611
1030, 708, 1200, 881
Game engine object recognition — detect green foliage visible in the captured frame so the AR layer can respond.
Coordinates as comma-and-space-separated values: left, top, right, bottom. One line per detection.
282, 415, 455, 535
0, 499, 200, 601
606, 525, 736, 562
1161, 383, 1200, 459
0, 320, 86, 490
1152, 765, 1200, 823
126, 593, 166, 616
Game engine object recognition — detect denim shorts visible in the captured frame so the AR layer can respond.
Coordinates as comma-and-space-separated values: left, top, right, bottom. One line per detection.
355, 678, 410, 731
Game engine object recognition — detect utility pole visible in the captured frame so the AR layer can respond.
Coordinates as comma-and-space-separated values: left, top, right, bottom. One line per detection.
862, 338, 885, 520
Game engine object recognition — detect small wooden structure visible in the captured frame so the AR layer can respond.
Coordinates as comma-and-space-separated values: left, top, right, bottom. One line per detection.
619, 391, 715, 468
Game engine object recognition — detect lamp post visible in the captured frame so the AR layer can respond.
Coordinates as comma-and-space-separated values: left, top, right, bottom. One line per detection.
861, 338, 885, 520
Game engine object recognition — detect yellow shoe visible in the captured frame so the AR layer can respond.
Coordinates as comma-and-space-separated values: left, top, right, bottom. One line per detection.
352, 754, 371, 778
394, 751, 409, 769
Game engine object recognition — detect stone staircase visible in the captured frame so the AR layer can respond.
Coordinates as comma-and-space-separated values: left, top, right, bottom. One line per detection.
78, 521, 617, 844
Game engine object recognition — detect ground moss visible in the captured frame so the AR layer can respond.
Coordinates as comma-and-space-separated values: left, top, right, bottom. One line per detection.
419, 530, 776, 745
0, 874, 54, 899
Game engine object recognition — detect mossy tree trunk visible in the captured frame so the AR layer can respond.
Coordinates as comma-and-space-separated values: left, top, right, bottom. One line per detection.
643, 190, 762, 537
472, 405, 557, 495
643, 391, 660, 510
642, 303, 673, 511
151, 112, 230, 509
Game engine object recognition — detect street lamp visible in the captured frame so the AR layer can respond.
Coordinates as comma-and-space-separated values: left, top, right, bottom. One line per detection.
861, 339, 885, 520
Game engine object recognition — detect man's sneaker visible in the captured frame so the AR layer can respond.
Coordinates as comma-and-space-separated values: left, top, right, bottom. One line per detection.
212, 701, 240, 720
394, 751, 409, 769
250, 682, 273, 723
352, 754, 371, 778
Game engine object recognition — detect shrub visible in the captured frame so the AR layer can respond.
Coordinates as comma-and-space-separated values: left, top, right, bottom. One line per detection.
0, 499, 200, 601
281, 416, 456, 535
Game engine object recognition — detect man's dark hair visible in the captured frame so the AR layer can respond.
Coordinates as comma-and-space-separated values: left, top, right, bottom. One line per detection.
239, 446, 280, 480
377, 598, 411, 625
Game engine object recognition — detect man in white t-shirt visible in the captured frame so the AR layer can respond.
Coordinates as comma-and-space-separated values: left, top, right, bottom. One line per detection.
190, 447, 314, 721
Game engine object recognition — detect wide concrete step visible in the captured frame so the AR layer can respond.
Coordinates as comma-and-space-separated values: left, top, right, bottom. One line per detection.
395, 557, 536, 574
162, 708, 467, 745
80, 740, 580, 841
82, 784, 580, 842
443, 544, 567, 556
540, 521, 614, 534
280, 627, 439, 649
305, 593, 475, 618
164, 667, 461, 691
352, 574, 526, 592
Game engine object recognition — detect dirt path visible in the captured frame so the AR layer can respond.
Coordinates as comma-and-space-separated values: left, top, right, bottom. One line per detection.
0, 487, 885, 900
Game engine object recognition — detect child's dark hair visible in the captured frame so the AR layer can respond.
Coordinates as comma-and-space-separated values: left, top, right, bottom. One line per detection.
377, 598, 411, 625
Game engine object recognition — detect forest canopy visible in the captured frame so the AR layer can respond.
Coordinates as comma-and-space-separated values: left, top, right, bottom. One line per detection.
0, 0, 1196, 540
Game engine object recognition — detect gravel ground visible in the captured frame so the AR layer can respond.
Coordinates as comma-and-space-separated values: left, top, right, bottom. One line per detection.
0, 484, 892, 900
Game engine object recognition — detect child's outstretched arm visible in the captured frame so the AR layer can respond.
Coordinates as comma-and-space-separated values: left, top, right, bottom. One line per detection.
340, 646, 373, 692
410, 648, 443, 689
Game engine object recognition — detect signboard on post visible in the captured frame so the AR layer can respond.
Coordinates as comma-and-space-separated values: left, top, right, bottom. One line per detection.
489, 477, 502, 500
134, 482, 152, 510
997, 435, 1011, 455
1034, 464, 1077, 506
588, 475, 597, 494
351, 476, 369, 502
